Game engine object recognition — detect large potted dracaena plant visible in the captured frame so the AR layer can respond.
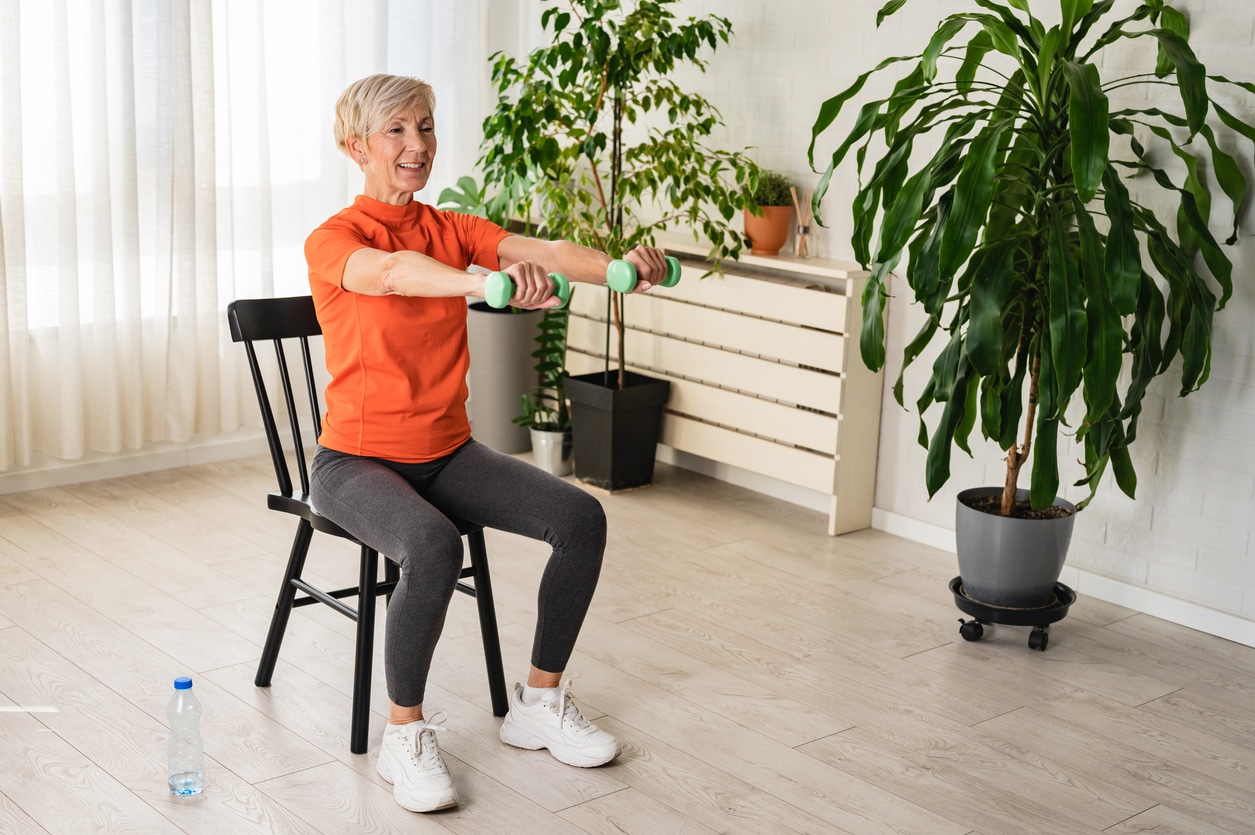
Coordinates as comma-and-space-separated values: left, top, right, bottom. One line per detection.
476, 0, 757, 491
810, 0, 1255, 611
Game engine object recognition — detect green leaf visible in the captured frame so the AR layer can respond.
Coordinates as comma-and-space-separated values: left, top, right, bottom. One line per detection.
1199, 123, 1247, 245
925, 362, 972, 498
1060, 0, 1094, 36
998, 348, 1029, 451
1062, 61, 1109, 202
873, 167, 932, 266
956, 30, 993, 93
1047, 208, 1086, 413
939, 125, 1004, 280
1151, 28, 1208, 136
1154, 6, 1189, 77
922, 17, 969, 83
876, 0, 909, 27
859, 275, 890, 371
955, 368, 981, 455
1037, 25, 1062, 100
931, 320, 967, 404
979, 375, 1005, 444
1030, 415, 1061, 509
1110, 442, 1137, 499
1074, 198, 1122, 425
1101, 166, 1141, 315
895, 316, 940, 406
964, 238, 1017, 376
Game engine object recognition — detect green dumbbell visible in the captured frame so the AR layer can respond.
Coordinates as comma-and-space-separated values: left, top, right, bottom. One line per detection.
604, 255, 683, 292
483, 271, 571, 309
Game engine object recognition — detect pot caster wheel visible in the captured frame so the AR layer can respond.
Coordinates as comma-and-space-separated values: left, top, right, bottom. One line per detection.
1028, 628, 1049, 651
958, 619, 984, 642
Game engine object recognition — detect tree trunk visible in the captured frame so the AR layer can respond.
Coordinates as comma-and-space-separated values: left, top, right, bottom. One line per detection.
1002, 350, 1041, 516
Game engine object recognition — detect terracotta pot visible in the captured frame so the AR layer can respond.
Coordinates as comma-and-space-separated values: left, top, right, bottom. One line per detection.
743, 206, 793, 255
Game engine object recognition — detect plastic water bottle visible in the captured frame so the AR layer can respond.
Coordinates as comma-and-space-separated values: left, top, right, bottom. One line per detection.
166, 676, 204, 796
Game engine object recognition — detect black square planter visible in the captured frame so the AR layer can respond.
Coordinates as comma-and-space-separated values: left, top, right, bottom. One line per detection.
565, 370, 671, 491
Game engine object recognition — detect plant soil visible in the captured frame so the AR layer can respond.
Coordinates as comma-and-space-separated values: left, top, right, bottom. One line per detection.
963, 494, 1073, 520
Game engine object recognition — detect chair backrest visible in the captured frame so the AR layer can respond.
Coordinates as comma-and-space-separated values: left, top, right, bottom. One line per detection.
227, 296, 324, 499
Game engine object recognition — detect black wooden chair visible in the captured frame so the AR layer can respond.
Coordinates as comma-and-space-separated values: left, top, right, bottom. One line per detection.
227, 295, 508, 754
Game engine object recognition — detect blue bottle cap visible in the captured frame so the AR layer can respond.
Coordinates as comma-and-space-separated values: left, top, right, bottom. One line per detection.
174, 676, 193, 690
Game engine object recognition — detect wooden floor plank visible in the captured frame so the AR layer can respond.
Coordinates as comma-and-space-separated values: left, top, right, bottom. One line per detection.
799, 727, 1106, 835
976, 706, 1255, 834
1104, 803, 1241, 834
0, 789, 49, 835
555, 787, 720, 835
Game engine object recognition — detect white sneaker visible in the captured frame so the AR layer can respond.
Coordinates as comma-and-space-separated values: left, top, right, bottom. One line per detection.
376, 713, 458, 812
499, 681, 621, 767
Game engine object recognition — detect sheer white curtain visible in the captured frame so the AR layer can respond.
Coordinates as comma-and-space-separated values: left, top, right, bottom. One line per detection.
0, 0, 491, 474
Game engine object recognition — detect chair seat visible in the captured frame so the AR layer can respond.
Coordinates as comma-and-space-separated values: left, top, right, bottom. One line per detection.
267, 492, 483, 539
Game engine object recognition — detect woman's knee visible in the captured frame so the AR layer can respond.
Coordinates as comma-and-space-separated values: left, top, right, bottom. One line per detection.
552, 488, 607, 554
391, 518, 465, 577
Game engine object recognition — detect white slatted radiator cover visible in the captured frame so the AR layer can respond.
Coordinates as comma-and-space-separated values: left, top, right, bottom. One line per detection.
566, 250, 884, 535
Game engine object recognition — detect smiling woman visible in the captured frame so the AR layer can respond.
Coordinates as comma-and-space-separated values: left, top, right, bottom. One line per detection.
298, 69, 685, 814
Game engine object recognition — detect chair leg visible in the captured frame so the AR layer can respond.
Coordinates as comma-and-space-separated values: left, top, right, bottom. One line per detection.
256, 520, 314, 688
384, 557, 399, 606
351, 545, 379, 755
466, 530, 509, 717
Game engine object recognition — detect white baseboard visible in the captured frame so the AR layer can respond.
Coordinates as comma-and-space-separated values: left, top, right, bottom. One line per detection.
0, 430, 270, 495
872, 507, 1255, 649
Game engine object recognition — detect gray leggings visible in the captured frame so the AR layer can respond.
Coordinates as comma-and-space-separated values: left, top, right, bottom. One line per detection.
309, 440, 607, 708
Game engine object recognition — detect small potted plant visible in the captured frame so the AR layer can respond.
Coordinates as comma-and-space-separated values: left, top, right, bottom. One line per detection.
809, 0, 1255, 630
743, 169, 795, 256
513, 305, 573, 476
475, 0, 759, 491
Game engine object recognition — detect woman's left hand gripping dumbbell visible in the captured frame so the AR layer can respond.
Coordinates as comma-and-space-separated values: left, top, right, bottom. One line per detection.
614, 245, 680, 292
483, 262, 571, 309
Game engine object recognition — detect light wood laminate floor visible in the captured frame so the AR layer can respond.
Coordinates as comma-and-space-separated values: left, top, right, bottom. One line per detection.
2, 454, 1254, 834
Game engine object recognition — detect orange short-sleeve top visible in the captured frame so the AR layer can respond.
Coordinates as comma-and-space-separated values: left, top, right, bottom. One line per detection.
304, 195, 511, 462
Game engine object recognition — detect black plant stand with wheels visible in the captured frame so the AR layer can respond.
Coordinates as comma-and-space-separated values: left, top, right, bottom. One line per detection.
950, 576, 1076, 651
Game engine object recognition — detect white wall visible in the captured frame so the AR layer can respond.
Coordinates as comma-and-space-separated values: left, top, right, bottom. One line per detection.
649, 0, 1255, 640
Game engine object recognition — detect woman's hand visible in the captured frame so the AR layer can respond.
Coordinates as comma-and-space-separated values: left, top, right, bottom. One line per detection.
623, 245, 668, 292
496, 260, 564, 309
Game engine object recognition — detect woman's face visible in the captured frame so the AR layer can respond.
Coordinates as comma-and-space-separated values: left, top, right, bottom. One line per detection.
355, 105, 436, 205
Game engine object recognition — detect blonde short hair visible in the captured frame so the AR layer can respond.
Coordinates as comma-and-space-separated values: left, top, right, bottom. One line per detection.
333, 74, 436, 157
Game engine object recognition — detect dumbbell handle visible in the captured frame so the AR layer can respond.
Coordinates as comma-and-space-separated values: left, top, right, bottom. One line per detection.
483, 271, 570, 309
605, 255, 683, 293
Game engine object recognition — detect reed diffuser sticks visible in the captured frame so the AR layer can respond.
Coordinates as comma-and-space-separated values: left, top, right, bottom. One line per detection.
789, 185, 814, 258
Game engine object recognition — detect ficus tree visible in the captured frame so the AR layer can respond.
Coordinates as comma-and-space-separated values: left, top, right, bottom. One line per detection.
810, 0, 1255, 516
477, 0, 760, 387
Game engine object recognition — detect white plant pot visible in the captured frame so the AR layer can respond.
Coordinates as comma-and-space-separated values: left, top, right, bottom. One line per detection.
529, 426, 573, 476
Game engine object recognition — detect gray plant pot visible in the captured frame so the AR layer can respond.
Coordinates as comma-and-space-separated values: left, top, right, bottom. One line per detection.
955, 487, 1077, 609
529, 427, 573, 476
466, 303, 543, 454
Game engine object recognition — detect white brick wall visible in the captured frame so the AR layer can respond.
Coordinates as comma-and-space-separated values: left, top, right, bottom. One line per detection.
501, 1, 1255, 633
